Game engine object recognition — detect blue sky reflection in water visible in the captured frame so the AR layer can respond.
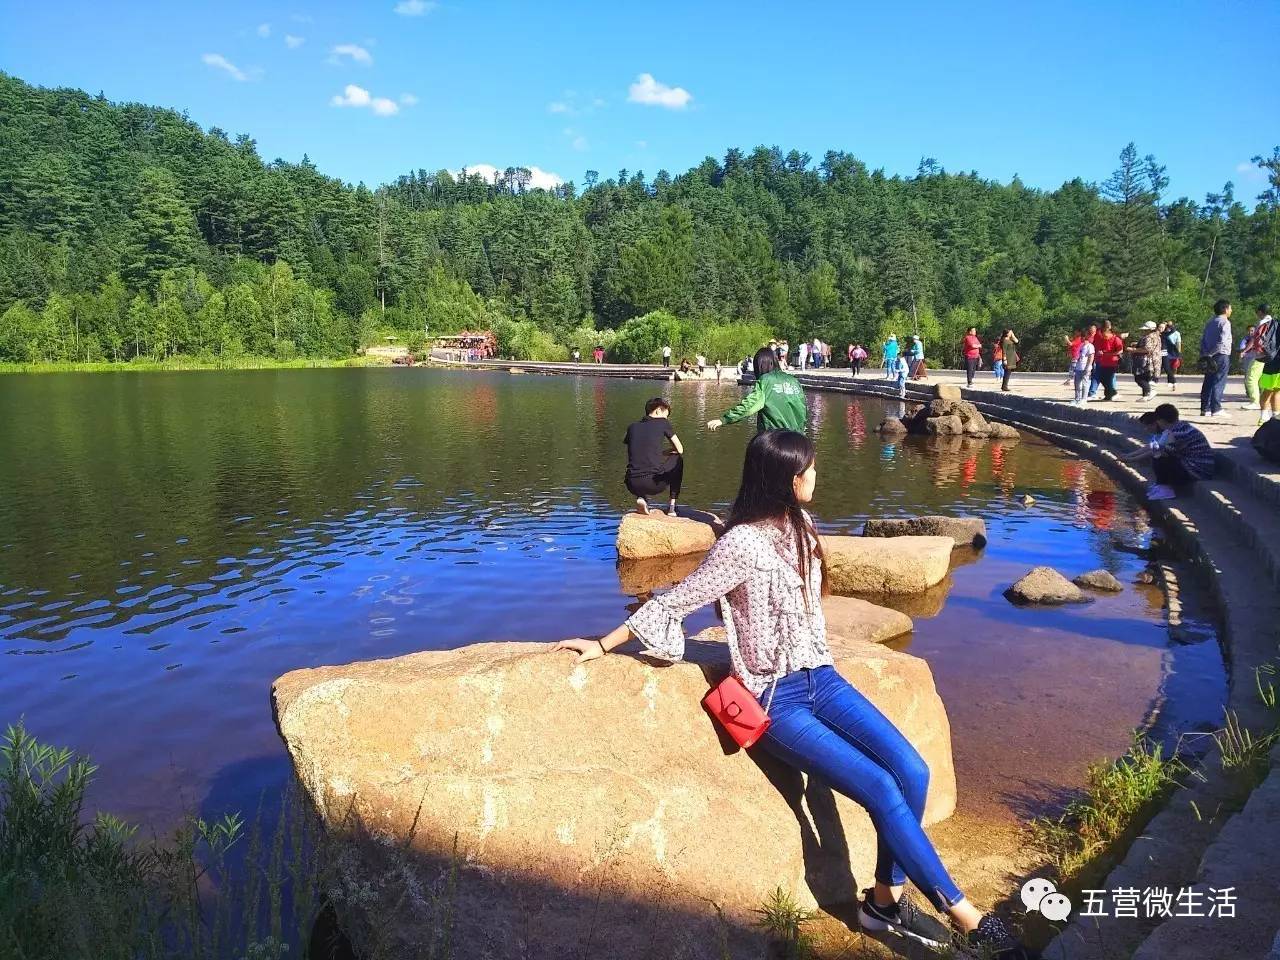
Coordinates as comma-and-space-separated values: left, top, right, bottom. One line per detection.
0, 369, 1223, 827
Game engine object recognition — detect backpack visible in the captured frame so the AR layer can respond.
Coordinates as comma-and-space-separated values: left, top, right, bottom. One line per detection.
1253, 419, 1280, 465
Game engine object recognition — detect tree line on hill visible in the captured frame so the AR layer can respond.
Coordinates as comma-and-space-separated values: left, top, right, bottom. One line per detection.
1, 72, 1277, 369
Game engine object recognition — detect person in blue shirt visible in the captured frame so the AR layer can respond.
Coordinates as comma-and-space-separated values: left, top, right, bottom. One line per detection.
882, 335, 899, 379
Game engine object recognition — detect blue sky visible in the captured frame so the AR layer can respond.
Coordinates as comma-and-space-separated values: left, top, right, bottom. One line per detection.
1, 0, 1276, 202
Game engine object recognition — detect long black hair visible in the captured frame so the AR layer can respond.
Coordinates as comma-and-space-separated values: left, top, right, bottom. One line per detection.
752, 346, 778, 378
726, 430, 826, 605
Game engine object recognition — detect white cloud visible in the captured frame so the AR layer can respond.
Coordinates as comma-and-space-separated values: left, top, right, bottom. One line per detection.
395, 0, 437, 14
457, 164, 564, 191
202, 53, 250, 82
1236, 161, 1266, 182
331, 84, 399, 115
547, 101, 570, 114
636, 139, 648, 149
257, 22, 271, 38
285, 34, 305, 48
399, 93, 419, 106
591, 97, 606, 108
564, 128, 588, 151
291, 13, 313, 23
330, 43, 373, 65
627, 73, 692, 109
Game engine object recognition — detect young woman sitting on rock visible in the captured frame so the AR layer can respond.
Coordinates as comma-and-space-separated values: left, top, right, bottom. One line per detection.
552, 430, 1038, 959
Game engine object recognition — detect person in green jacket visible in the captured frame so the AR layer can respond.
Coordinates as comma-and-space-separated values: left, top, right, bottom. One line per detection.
707, 346, 808, 434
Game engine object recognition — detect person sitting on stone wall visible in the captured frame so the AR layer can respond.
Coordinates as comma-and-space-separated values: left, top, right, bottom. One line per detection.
1120, 403, 1215, 501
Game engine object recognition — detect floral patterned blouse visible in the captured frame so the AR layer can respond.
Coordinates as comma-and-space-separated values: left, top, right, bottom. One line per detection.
624, 516, 832, 697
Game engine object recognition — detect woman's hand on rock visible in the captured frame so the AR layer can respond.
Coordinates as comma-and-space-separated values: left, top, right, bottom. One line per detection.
551, 638, 604, 664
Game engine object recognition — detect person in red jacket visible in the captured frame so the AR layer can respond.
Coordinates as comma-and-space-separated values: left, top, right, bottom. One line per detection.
961, 327, 983, 386
1091, 321, 1126, 401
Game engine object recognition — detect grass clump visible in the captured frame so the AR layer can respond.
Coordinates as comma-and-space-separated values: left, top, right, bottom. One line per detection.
753, 886, 815, 959
0, 721, 447, 960
1030, 732, 1185, 881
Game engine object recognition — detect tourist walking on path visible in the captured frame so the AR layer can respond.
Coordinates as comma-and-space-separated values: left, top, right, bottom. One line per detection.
962, 327, 982, 386
999, 329, 1019, 392
882, 335, 899, 379
1242, 306, 1273, 409
662, 344, 672, 367
1233, 327, 1254, 407
708, 347, 807, 434
850, 343, 867, 376
1128, 321, 1162, 401
1092, 321, 1125, 401
593, 344, 605, 364
1161, 321, 1182, 391
1062, 330, 1086, 386
990, 336, 1005, 383
1254, 305, 1279, 425
1071, 331, 1095, 406
552, 431, 1040, 960
572, 347, 581, 363
1120, 404, 1215, 501
623, 397, 685, 517
1199, 299, 1233, 418
798, 341, 810, 370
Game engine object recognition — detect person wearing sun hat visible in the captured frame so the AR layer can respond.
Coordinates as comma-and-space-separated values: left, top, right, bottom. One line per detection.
1128, 320, 1162, 401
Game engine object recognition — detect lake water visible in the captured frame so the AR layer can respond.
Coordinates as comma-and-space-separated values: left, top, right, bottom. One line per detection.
0, 368, 1225, 829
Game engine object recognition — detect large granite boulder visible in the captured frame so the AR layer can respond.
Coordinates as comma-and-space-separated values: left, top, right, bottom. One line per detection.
862, 516, 988, 549
616, 511, 716, 560
821, 535, 952, 594
924, 413, 965, 435
933, 383, 962, 400
273, 640, 956, 960
1005, 566, 1090, 605
616, 553, 705, 595
877, 416, 909, 435
986, 422, 1021, 440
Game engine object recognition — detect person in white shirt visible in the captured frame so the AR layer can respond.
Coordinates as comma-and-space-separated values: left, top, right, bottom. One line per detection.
1072, 334, 1096, 406
798, 341, 809, 370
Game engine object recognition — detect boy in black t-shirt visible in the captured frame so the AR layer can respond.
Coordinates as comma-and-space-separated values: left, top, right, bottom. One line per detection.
624, 398, 685, 517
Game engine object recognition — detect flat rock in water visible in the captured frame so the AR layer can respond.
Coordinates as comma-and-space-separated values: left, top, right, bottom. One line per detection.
987, 422, 1021, 440
1005, 566, 1090, 605
272, 640, 955, 960
1073, 569, 1124, 592
821, 535, 952, 594
822, 595, 913, 645
616, 511, 716, 561
862, 516, 988, 549
877, 416, 908, 435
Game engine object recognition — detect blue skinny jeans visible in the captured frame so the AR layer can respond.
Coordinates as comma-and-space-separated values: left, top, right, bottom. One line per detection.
756, 665, 964, 912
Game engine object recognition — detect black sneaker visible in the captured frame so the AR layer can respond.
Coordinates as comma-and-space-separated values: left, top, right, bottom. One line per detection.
857, 888, 950, 948
963, 913, 1040, 959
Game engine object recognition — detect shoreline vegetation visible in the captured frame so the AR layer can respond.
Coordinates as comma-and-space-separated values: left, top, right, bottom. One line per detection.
0, 355, 385, 374
2, 73, 1277, 376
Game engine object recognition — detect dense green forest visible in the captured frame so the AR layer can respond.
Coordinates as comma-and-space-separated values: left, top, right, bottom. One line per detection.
1, 71, 1277, 369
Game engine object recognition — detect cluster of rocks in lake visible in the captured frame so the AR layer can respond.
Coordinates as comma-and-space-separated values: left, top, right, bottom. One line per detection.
877, 393, 1020, 441
1004, 565, 1126, 604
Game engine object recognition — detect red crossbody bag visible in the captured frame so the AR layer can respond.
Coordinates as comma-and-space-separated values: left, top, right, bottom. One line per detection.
702, 675, 775, 749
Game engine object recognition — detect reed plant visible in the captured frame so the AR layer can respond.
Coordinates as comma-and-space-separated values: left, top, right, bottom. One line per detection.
0, 722, 453, 960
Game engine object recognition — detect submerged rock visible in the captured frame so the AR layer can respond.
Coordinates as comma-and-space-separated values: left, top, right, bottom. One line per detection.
821, 535, 952, 594
1073, 569, 1124, 593
862, 516, 988, 549
1005, 566, 1090, 605
273, 640, 956, 960
877, 416, 909, 435
987, 422, 1021, 440
616, 511, 716, 561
